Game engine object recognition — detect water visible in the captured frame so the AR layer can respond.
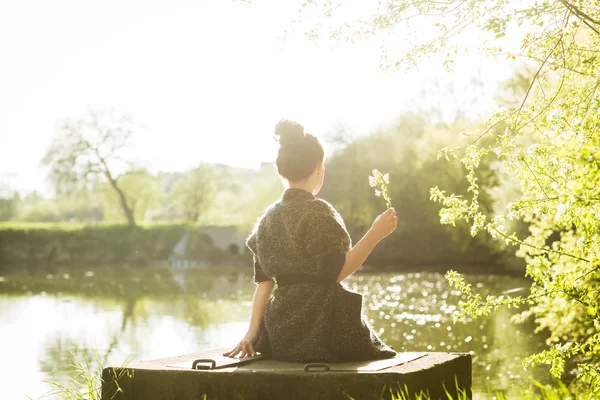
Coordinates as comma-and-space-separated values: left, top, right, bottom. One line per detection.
0, 267, 548, 399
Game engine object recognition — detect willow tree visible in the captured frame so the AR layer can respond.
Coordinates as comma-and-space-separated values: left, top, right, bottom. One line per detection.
297, 0, 600, 392
43, 109, 138, 226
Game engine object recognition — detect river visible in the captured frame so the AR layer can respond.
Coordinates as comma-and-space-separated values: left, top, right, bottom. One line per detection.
0, 267, 548, 399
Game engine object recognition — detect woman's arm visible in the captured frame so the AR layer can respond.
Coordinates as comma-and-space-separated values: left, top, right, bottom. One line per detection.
247, 280, 275, 338
336, 208, 397, 282
223, 279, 275, 358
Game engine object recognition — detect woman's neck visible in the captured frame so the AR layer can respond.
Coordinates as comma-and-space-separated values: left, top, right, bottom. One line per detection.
287, 181, 314, 194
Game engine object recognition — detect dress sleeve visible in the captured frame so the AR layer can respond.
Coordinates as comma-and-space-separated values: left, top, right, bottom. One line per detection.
246, 233, 271, 284
303, 201, 352, 281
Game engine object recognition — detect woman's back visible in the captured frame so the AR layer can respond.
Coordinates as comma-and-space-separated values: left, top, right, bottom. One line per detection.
223, 119, 397, 363
248, 188, 350, 283
248, 188, 396, 362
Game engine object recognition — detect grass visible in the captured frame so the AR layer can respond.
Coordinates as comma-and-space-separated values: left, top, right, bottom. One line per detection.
33, 349, 133, 400
341, 379, 578, 400
0, 220, 193, 231
36, 353, 581, 400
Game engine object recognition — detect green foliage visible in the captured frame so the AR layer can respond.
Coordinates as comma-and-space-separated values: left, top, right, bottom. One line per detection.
170, 165, 218, 222
321, 113, 506, 268
198, 163, 283, 232
434, 29, 600, 398
101, 170, 162, 222
43, 109, 139, 226
8, 163, 280, 228
0, 224, 193, 270
18, 191, 104, 223
0, 223, 251, 271
343, 378, 578, 400
36, 349, 132, 400
368, 169, 392, 208
0, 220, 182, 230
299, 0, 600, 391
0, 193, 19, 221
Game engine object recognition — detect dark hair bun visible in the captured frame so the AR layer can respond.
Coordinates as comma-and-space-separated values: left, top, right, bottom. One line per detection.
274, 119, 325, 182
275, 119, 305, 147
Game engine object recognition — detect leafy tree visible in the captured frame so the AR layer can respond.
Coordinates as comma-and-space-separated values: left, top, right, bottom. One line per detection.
170, 165, 219, 222
321, 113, 503, 266
199, 163, 283, 231
55, 191, 104, 222
16, 190, 104, 222
298, 0, 600, 392
20, 198, 61, 222
0, 193, 19, 221
0, 175, 19, 221
101, 170, 162, 222
43, 109, 138, 226
149, 171, 184, 221
235, 163, 284, 231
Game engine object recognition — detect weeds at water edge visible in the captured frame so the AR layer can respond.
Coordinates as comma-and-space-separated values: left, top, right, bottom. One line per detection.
343, 378, 577, 400
31, 349, 133, 400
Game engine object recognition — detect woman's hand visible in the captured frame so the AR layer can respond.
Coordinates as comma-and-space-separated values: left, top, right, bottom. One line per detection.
370, 208, 398, 240
222, 331, 257, 358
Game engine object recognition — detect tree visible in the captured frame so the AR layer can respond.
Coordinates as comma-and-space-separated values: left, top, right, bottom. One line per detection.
14, 190, 104, 223
170, 165, 219, 222
0, 193, 19, 221
101, 170, 162, 222
190, 163, 283, 230
320, 113, 503, 266
300, 0, 600, 392
43, 109, 138, 226
0, 175, 18, 221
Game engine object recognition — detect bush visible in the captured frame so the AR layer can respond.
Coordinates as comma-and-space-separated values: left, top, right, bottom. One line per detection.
0, 223, 248, 271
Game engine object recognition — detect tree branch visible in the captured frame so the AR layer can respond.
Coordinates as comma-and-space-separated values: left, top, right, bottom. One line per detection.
576, 265, 600, 281
489, 226, 591, 264
558, 0, 600, 35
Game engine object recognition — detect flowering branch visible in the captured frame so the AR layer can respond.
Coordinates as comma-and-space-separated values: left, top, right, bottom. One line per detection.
368, 169, 392, 208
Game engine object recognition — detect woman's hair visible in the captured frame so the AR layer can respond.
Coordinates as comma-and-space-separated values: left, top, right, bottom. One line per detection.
274, 119, 324, 182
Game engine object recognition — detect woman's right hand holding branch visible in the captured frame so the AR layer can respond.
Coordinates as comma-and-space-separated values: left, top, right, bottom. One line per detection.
336, 207, 398, 282
370, 208, 398, 241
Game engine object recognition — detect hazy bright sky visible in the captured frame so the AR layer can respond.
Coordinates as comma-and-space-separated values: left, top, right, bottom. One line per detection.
0, 0, 516, 194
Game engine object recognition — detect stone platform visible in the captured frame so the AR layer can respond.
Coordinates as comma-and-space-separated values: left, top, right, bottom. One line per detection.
102, 352, 471, 400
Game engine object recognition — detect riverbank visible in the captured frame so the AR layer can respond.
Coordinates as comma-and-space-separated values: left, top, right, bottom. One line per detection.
0, 222, 249, 272
0, 222, 524, 275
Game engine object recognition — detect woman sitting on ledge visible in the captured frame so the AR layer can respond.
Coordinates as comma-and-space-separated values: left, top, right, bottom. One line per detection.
224, 119, 398, 363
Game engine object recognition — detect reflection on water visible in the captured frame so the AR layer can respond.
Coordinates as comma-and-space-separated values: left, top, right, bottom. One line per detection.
349, 274, 548, 396
0, 268, 547, 399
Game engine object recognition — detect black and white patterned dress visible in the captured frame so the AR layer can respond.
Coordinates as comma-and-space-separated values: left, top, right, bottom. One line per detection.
247, 188, 396, 362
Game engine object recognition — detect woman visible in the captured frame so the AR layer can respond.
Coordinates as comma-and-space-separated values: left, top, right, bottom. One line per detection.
224, 119, 398, 362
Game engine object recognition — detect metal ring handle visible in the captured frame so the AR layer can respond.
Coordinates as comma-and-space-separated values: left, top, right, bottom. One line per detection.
192, 359, 217, 370
304, 363, 330, 372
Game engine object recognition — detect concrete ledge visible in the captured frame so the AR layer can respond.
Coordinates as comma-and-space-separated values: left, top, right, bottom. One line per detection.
102, 352, 472, 400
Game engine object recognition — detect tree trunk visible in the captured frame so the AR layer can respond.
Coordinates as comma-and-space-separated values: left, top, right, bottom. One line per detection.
108, 177, 136, 226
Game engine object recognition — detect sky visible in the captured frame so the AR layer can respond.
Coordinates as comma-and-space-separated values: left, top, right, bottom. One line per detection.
0, 0, 516, 195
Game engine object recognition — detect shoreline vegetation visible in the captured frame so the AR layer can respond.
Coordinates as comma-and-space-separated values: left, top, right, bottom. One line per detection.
2, 113, 527, 277
0, 222, 249, 272
0, 221, 522, 275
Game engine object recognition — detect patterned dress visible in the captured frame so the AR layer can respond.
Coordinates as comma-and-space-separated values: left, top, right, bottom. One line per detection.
247, 188, 396, 362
